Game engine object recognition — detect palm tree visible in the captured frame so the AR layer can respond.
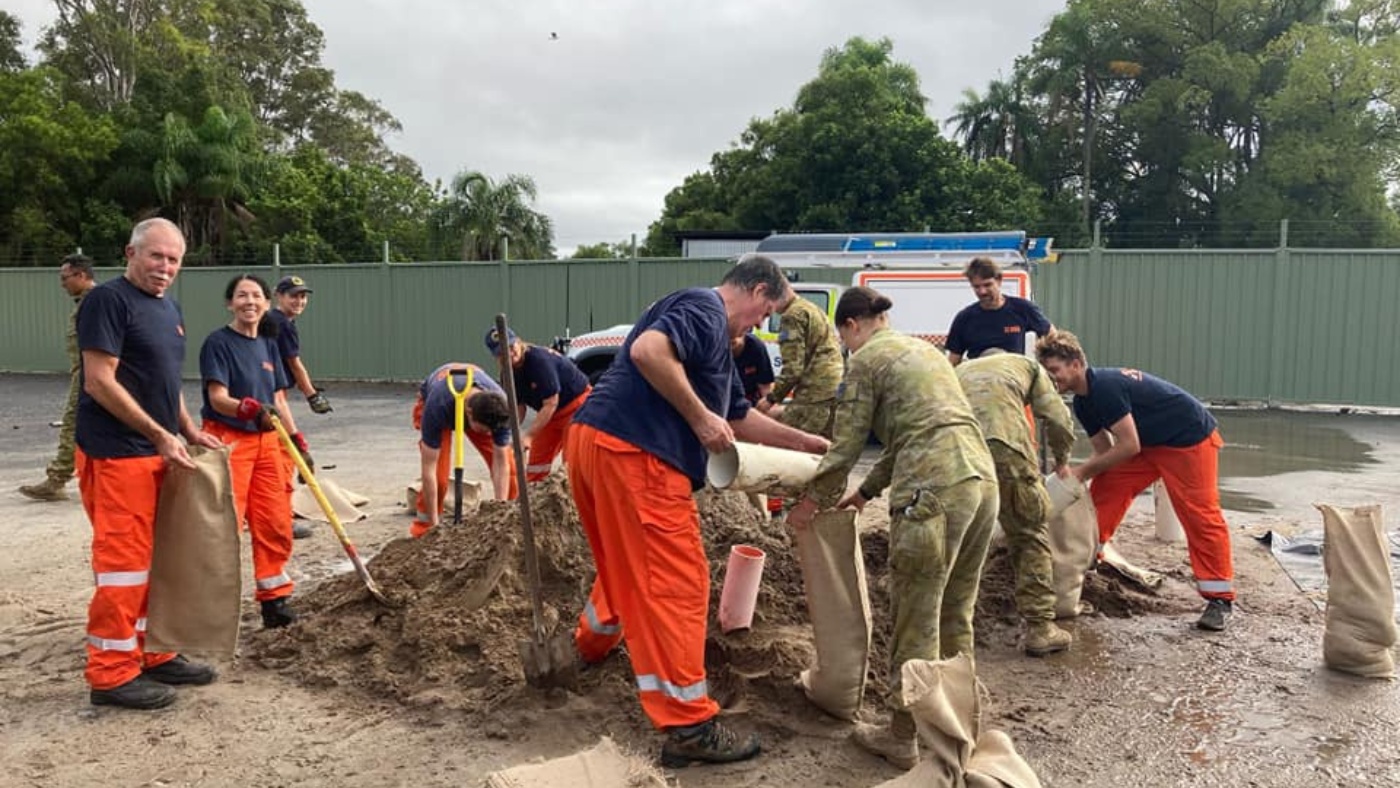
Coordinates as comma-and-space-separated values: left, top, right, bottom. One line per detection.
435, 170, 555, 260
153, 104, 261, 262
947, 77, 1032, 166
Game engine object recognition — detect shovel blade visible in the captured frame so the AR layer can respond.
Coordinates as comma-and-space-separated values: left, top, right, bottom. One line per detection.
519, 632, 579, 690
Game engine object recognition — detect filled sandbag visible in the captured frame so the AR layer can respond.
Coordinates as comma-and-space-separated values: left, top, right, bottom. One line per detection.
795, 508, 873, 721
873, 654, 1041, 788
484, 737, 666, 788
1045, 474, 1096, 619
145, 445, 242, 656
292, 478, 370, 523
1318, 504, 1396, 679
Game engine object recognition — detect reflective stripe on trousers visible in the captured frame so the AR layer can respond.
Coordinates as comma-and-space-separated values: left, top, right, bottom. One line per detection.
636, 674, 709, 702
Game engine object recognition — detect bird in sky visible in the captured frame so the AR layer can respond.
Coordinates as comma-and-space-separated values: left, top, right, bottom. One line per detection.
549, 32, 559, 40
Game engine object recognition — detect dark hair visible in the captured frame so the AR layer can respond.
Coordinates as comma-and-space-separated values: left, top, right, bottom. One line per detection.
722, 254, 790, 301
834, 286, 893, 325
964, 257, 1002, 282
61, 254, 95, 279
1035, 329, 1085, 365
224, 274, 280, 338
468, 391, 511, 432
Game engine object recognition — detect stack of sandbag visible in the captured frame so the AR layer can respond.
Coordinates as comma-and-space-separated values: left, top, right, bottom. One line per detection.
1044, 473, 1097, 619
873, 654, 1041, 788
795, 508, 873, 720
1318, 504, 1397, 679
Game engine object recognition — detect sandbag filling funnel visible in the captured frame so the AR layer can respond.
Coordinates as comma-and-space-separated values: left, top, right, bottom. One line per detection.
707, 442, 823, 495
719, 545, 766, 633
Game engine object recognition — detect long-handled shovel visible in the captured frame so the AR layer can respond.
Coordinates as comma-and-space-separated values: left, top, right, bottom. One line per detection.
446, 366, 474, 524
494, 313, 578, 689
269, 413, 393, 606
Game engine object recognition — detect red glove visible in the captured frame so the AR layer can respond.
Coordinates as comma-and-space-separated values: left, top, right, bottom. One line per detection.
235, 397, 264, 422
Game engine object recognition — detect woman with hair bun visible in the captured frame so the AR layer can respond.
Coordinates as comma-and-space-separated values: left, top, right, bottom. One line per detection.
198, 274, 303, 630
787, 286, 999, 771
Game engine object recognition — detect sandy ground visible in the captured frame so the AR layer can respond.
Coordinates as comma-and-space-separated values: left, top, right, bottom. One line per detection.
2, 375, 1399, 787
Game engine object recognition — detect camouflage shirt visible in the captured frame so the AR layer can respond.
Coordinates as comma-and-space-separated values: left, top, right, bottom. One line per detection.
807, 328, 994, 509
67, 288, 91, 375
955, 353, 1076, 467
769, 295, 843, 404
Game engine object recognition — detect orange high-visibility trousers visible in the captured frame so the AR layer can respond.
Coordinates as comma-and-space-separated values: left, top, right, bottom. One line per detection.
1089, 430, 1234, 601
76, 449, 177, 690
525, 387, 590, 482
412, 428, 518, 537
205, 421, 294, 601
567, 424, 719, 730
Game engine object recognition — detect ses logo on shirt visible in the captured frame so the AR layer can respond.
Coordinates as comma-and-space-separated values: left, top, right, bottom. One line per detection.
262, 361, 275, 372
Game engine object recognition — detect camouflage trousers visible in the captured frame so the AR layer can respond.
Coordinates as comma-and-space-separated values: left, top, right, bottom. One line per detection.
886, 476, 998, 708
45, 369, 80, 484
989, 443, 1055, 623
780, 399, 836, 440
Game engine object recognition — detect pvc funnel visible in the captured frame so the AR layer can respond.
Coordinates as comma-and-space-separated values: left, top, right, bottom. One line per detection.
718, 544, 766, 633
707, 442, 822, 495
1152, 480, 1185, 543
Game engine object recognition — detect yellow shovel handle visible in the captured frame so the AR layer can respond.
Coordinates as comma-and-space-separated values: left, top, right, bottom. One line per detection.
446, 366, 474, 470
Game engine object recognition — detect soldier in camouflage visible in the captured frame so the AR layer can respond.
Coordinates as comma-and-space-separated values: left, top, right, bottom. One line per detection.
20, 254, 96, 502
757, 290, 843, 439
955, 349, 1077, 656
787, 286, 998, 772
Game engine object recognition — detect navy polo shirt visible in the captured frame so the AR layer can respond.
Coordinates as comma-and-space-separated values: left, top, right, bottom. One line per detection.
515, 345, 589, 411
199, 326, 290, 432
1073, 367, 1216, 448
945, 296, 1051, 358
266, 308, 300, 384
734, 333, 774, 404
419, 363, 511, 450
75, 277, 187, 459
573, 288, 750, 487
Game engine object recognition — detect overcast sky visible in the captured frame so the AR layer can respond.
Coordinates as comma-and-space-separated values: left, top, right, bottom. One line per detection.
10, 0, 1067, 254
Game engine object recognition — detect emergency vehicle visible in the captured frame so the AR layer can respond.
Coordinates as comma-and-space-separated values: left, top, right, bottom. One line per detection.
559, 231, 1054, 383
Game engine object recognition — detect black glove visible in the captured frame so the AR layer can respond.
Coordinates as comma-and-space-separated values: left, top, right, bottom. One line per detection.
307, 390, 332, 414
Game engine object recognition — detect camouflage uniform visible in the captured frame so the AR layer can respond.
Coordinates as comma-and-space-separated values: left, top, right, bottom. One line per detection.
806, 328, 998, 705
48, 290, 88, 484
769, 295, 843, 438
956, 354, 1076, 623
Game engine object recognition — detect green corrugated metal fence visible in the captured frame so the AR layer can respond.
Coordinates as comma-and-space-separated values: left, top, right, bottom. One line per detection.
3, 250, 1400, 406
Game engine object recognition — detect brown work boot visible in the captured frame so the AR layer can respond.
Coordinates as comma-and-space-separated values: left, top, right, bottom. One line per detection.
18, 478, 68, 502
850, 710, 919, 770
1024, 620, 1073, 657
659, 718, 761, 767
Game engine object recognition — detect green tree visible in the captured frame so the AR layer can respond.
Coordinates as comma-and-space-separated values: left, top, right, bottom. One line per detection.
571, 240, 633, 259
152, 105, 263, 262
0, 10, 25, 72
434, 170, 555, 261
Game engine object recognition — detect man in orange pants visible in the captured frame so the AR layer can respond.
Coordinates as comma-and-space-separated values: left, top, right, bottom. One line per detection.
568, 255, 830, 767
75, 218, 223, 710
484, 327, 590, 481
1036, 330, 1235, 631
410, 362, 517, 537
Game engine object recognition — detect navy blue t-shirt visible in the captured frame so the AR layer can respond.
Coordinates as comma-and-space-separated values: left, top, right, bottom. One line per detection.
945, 296, 1051, 358
574, 288, 750, 487
419, 363, 511, 450
734, 333, 775, 404
75, 277, 187, 459
515, 345, 588, 411
199, 326, 290, 432
266, 308, 301, 385
1073, 367, 1217, 448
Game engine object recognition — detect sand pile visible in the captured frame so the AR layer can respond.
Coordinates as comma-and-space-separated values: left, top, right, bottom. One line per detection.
247, 473, 1165, 726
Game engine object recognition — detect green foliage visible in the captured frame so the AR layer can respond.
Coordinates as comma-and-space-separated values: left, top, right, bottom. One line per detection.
571, 240, 634, 259
434, 171, 556, 261
646, 37, 1045, 253
0, 10, 25, 72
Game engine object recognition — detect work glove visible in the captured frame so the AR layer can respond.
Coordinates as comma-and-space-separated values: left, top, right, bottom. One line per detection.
236, 397, 277, 432
291, 431, 314, 480
307, 389, 333, 414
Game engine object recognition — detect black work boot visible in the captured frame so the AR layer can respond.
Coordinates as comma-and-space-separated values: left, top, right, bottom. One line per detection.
261, 597, 297, 629
1196, 598, 1232, 631
90, 675, 177, 710
142, 655, 217, 686
660, 718, 761, 767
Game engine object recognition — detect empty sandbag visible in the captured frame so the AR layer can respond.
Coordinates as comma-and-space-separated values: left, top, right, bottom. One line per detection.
795, 508, 873, 721
1045, 474, 1096, 619
1318, 504, 1396, 679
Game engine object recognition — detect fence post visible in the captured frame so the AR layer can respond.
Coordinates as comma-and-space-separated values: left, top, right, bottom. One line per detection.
382, 240, 390, 264
628, 233, 640, 313
499, 255, 511, 313
1265, 219, 1290, 407
272, 243, 281, 284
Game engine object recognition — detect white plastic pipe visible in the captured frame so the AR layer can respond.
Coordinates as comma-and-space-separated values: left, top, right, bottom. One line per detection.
718, 544, 766, 633
1153, 480, 1185, 543
707, 442, 823, 494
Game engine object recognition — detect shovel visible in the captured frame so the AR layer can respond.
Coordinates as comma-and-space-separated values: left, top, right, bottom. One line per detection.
494, 313, 578, 689
269, 413, 393, 606
446, 365, 474, 524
